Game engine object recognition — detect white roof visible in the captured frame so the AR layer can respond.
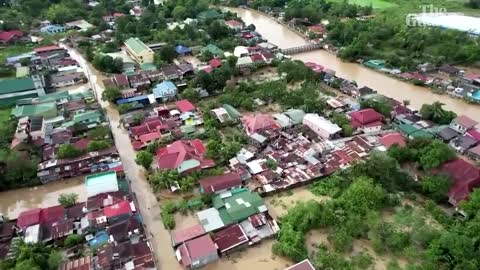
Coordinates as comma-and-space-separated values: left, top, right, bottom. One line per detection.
85, 172, 119, 197
413, 14, 480, 35
246, 159, 266, 175
303, 113, 341, 135
273, 113, 293, 128
236, 148, 254, 164
234, 46, 249, 57
236, 56, 253, 66
25, 224, 41, 244
197, 207, 225, 232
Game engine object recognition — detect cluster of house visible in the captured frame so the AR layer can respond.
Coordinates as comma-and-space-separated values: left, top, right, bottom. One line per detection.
171, 187, 279, 269
38, 19, 94, 35
0, 171, 156, 269
124, 99, 205, 151
7, 86, 121, 183
364, 60, 480, 103
2, 45, 88, 106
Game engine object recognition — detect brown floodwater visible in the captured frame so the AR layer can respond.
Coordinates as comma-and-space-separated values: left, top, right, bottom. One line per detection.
0, 176, 85, 218
227, 7, 480, 123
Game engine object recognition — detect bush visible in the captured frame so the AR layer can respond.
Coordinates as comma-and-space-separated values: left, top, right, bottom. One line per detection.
64, 234, 84, 247
57, 144, 83, 159
58, 193, 78, 207
87, 140, 111, 152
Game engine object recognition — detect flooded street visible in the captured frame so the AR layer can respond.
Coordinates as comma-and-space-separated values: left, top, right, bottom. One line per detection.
0, 176, 85, 218
227, 7, 480, 123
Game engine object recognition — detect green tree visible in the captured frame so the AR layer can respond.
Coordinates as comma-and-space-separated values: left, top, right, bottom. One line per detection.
87, 140, 111, 152
421, 174, 452, 202
158, 45, 177, 63
419, 140, 456, 170
64, 234, 83, 248
58, 193, 79, 207
172, 5, 187, 20
101, 86, 122, 103
87, 126, 110, 140
181, 88, 200, 103
57, 144, 83, 159
135, 150, 154, 170
420, 102, 457, 125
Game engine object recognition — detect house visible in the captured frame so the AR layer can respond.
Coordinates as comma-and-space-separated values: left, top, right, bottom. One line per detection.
283, 259, 316, 270
128, 73, 151, 90
283, 109, 306, 125
175, 99, 196, 113
273, 113, 293, 128
303, 113, 341, 139
210, 107, 231, 123
379, 132, 406, 149
40, 24, 67, 35
468, 145, 480, 161
349, 109, 383, 133
225, 20, 243, 30
65, 20, 94, 32
50, 73, 85, 88
211, 189, 267, 225
124, 37, 154, 65
176, 234, 219, 269
437, 159, 480, 207
212, 224, 249, 254
0, 30, 26, 45
242, 114, 281, 136
449, 115, 477, 134
197, 10, 223, 21
0, 76, 45, 106
439, 64, 460, 76
437, 127, 459, 142
171, 224, 206, 247
59, 256, 93, 270
11, 102, 57, 118
105, 51, 136, 74
156, 139, 215, 174
70, 110, 103, 128
234, 46, 249, 58
209, 58, 222, 69
364, 60, 385, 70
308, 24, 326, 35
449, 135, 478, 154
85, 171, 120, 197
153, 81, 177, 102
175, 45, 192, 56
199, 172, 242, 194
201, 44, 224, 58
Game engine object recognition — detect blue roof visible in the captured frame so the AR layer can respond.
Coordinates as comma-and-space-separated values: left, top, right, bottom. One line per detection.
116, 95, 150, 105
175, 45, 192, 54
153, 81, 177, 98
88, 230, 109, 248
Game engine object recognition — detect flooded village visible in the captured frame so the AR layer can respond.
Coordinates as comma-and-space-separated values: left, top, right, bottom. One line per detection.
1, 1, 480, 270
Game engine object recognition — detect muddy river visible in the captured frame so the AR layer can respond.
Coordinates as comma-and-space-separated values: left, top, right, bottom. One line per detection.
227, 7, 480, 123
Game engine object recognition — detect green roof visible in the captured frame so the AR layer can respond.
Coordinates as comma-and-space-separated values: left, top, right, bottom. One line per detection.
214, 189, 266, 223
410, 129, 434, 139
73, 110, 102, 123
38, 91, 70, 103
140, 63, 157, 71
178, 159, 201, 174
396, 123, 419, 135
283, 109, 306, 125
197, 10, 223, 20
364, 60, 385, 69
202, 44, 224, 55
125, 37, 150, 55
180, 124, 196, 134
0, 77, 35, 95
222, 104, 241, 119
11, 102, 57, 118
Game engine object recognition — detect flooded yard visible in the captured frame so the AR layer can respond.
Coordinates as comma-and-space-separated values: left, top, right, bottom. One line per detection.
0, 176, 85, 218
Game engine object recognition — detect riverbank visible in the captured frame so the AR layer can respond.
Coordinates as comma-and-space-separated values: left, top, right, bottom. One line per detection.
226, 7, 480, 123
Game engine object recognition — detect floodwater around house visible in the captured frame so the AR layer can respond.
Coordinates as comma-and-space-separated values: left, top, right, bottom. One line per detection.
0, 176, 85, 218
226, 7, 480, 123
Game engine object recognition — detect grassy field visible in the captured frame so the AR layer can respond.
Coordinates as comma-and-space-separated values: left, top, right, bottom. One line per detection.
0, 108, 11, 125
0, 45, 35, 64
329, 0, 398, 9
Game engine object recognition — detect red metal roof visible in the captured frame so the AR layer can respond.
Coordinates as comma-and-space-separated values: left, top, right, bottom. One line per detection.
242, 114, 280, 135
308, 24, 326, 34
175, 100, 195, 113
171, 224, 206, 246
454, 115, 478, 130
113, 74, 130, 87
182, 234, 217, 262
130, 124, 149, 137
250, 53, 265, 62
225, 20, 243, 27
74, 138, 90, 150
209, 58, 222, 68
103, 200, 132, 218
16, 208, 41, 228
199, 172, 242, 194
139, 131, 161, 144
59, 256, 92, 270
212, 224, 248, 253
437, 159, 480, 206
0, 30, 23, 42
40, 205, 65, 224
379, 132, 406, 149
349, 109, 383, 128
467, 130, 480, 142
34, 45, 62, 53
156, 139, 214, 171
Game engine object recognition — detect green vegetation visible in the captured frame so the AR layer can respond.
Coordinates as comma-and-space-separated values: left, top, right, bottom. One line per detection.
161, 196, 211, 229
0, 241, 62, 270
101, 86, 122, 103
58, 193, 79, 207
135, 150, 154, 170
92, 55, 123, 74
87, 140, 112, 152
420, 102, 457, 125
64, 234, 84, 248
56, 144, 84, 159
329, 0, 397, 9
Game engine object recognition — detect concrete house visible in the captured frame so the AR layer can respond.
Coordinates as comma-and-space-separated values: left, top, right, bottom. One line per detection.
176, 234, 219, 269
303, 113, 341, 139
449, 115, 478, 134
124, 37, 154, 65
